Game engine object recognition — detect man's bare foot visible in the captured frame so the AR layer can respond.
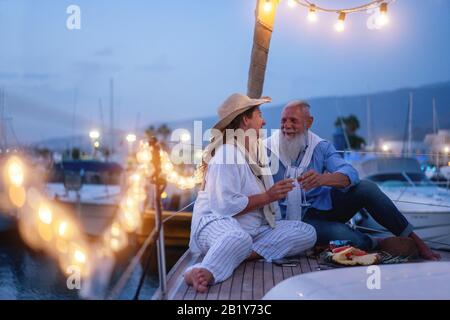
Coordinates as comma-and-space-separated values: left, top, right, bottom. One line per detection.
416, 242, 441, 261
377, 237, 419, 257
409, 232, 441, 261
184, 268, 214, 293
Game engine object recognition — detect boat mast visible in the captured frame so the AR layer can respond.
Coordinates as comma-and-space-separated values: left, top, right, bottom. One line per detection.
109, 77, 114, 156
366, 97, 372, 148
70, 88, 78, 153
432, 97, 439, 134
407, 92, 413, 156
247, 0, 279, 98
0, 87, 5, 150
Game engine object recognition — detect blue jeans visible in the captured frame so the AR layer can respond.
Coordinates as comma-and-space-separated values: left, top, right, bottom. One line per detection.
303, 180, 414, 251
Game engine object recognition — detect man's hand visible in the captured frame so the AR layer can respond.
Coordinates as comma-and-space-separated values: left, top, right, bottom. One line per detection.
266, 179, 295, 202
298, 170, 324, 191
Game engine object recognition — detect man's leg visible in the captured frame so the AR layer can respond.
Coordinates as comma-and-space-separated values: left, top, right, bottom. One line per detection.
302, 215, 376, 251
323, 180, 439, 259
327, 180, 413, 237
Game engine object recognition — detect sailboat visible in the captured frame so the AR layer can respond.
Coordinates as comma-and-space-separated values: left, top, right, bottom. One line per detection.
352, 93, 450, 249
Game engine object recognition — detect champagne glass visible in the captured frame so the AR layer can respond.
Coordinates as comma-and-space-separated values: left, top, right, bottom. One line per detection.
281, 165, 296, 205
298, 166, 311, 208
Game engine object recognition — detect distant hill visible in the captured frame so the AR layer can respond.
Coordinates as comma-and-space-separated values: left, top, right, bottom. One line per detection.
32, 81, 450, 149
166, 81, 450, 143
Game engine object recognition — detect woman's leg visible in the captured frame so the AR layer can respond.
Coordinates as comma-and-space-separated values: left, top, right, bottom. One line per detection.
252, 220, 317, 261
185, 218, 253, 292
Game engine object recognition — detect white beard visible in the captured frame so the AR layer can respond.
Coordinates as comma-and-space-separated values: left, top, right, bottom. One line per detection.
279, 132, 307, 164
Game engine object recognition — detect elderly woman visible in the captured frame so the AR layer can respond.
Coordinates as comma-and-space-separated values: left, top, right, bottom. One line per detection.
185, 93, 317, 292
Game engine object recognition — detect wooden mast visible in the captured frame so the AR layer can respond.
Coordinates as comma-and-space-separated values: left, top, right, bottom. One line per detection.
247, 0, 279, 98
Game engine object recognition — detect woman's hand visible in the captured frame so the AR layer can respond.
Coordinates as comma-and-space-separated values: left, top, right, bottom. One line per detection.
265, 179, 295, 202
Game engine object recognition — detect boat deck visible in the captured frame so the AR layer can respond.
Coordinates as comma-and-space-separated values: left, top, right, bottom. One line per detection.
155, 249, 450, 300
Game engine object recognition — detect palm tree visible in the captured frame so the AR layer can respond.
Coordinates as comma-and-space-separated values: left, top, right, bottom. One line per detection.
334, 115, 366, 150
344, 115, 360, 135
157, 124, 171, 142
145, 125, 157, 139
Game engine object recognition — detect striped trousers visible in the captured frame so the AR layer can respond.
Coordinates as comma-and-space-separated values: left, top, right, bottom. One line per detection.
187, 218, 317, 284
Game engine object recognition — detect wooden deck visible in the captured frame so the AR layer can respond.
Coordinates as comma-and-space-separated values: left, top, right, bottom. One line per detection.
152, 249, 450, 300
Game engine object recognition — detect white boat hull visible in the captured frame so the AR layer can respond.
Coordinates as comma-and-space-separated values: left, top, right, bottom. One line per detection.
263, 262, 450, 300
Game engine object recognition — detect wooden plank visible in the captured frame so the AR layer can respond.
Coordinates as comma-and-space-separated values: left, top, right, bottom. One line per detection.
241, 262, 255, 300
291, 254, 303, 276
262, 261, 275, 295
229, 263, 246, 300
307, 254, 322, 272
272, 264, 284, 287
217, 275, 233, 300
173, 281, 190, 300
299, 254, 312, 274
252, 261, 265, 300
282, 265, 293, 280
195, 287, 209, 300
206, 282, 221, 300
184, 285, 198, 300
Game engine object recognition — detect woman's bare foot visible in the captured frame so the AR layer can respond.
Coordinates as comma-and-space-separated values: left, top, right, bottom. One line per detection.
409, 232, 441, 261
245, 251, 262, 261
184, 268, 214, 293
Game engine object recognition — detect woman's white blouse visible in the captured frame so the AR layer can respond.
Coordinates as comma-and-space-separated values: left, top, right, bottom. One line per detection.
189, 144, 266, 253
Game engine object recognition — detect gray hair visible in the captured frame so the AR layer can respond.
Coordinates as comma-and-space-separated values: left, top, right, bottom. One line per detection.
284, 100, 311, 114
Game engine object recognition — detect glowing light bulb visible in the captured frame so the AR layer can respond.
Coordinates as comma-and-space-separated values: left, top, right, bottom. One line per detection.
162, 161, 174, 173
6, 156, 24, 187
129, 173, 141, 183
382, 144, 390, 152
161, 191, 168, 199
180, 132, 191, 143
126, 133, 137, 143
307, 5, 317, 22
89, 130, 100, 140
376, 2, 389, 27
38, 204, 53, 225
263, 0, 272, 13
137, 148, 152, 164
334, 12, 346, 32
58, 221, 68, 237
111, 223, 122, 237
444, 146, 450, 154
287, 0, 296, 8
74, 249, 86, 264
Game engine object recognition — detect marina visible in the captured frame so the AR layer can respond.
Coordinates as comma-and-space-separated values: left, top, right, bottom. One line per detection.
1, 0, 450, 302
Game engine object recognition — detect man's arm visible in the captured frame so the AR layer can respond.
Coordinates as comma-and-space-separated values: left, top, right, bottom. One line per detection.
299, 171, 350, 190
299, 142, 359, 191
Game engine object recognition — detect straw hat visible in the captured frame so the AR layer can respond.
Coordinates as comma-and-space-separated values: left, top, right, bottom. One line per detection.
212, 93, 272, 131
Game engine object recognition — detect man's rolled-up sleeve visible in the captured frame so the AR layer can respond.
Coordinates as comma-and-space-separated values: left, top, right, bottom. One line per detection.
206, 163, 249, 216
323, 143, 360, 192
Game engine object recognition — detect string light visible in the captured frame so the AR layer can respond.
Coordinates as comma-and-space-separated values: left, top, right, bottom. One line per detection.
307, 4, 317, 22
334, 12, 346, 32
126, 133, 137, 143
4, 139, 201, 281
287, 0, 297, 8
5, 156, 25, 187
376, 2, 389, 27
263, 0, 273, 13
279, 1, 394, 31
38, 204, 53, 225
89, 130, 100, 140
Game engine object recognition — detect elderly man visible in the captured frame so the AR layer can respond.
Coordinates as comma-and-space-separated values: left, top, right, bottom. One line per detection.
265, 100, 439, 260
